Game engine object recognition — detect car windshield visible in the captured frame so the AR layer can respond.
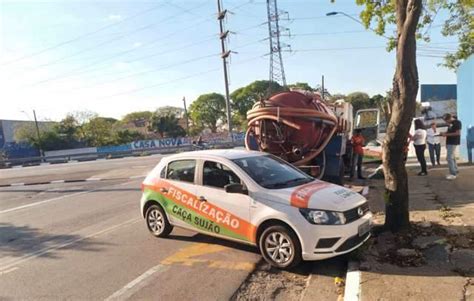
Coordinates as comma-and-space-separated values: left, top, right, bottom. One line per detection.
232, 155, 313, 189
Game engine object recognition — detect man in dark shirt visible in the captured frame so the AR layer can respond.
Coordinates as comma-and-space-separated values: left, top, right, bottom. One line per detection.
440, 114, 462, 179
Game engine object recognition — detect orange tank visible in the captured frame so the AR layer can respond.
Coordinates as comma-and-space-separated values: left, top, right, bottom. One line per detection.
245, 91, 339, 166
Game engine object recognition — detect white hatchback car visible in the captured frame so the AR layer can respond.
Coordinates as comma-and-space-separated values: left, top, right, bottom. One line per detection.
140, 149, 372, 269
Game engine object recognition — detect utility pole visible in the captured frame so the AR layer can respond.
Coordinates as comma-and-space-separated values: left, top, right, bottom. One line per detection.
217, 0, 233, 142
32, 110, 44, 161
182, 96, 189, 135
321, 75, 325, 101
266, 0, 289, 93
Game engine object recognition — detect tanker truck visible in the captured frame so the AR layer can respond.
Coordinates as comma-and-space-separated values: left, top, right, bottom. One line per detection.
244, 90, 354, 184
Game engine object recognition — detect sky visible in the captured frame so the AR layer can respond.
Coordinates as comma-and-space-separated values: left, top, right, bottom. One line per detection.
0, 0, 459, 121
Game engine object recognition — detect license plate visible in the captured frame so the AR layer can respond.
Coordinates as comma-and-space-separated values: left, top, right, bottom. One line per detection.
358, 220, 370, 237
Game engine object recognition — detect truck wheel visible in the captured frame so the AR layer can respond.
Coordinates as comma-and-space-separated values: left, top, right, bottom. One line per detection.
145, 204, 173, 237
259, 225, 302, 269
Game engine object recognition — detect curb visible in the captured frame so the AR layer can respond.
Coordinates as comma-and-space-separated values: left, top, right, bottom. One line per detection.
344, 261, 361, 301
0, 175, 147, 188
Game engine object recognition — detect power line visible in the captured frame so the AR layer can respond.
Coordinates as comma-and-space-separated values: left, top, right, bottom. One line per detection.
24, 2, 209, 72
28, 34, 267, 92
57, 53, 220, 93
291, 14, 358, 21
9, 6, 219, 89
27, 23, 157, 71
97, 55, 264, 100
291, 30, 367, 37
0, 2, 167, 66
19, 12, 217, 68
28, 35, 218, 87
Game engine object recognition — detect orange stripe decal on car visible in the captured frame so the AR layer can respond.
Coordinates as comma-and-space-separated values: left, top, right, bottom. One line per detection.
143, 179, 257, 242
290, 180, 332, 208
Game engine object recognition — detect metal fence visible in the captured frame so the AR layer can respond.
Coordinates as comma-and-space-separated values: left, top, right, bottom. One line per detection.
0, 140, 240, 168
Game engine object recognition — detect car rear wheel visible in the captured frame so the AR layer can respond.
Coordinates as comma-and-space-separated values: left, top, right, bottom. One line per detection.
259, 225, 302, 269
145, 204, 173, 237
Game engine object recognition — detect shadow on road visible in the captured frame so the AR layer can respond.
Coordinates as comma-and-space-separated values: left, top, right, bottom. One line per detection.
0, 223, 111, 259
166, 233, 259, 254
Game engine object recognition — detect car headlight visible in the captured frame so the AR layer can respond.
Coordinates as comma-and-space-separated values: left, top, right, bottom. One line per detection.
299, 208, 346, 225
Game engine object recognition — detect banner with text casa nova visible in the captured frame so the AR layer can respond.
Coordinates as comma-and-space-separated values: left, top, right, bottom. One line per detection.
130, 137, 192, 150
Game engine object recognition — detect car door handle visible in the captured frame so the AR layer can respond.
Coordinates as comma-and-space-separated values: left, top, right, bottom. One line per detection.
160, 187, 168, 193
199, 196, 207, 202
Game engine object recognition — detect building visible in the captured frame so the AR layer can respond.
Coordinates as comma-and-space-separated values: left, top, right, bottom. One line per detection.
420, 84, 457, 123
420, 84, 457, 102
457, 55, 474, 162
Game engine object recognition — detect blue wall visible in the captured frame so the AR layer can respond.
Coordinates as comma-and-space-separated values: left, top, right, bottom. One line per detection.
3, 142, 39, 159
457, 55, 474, 161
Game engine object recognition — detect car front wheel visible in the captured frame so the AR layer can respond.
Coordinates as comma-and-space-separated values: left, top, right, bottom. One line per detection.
259, 225, 302, 269
145, 204, 173, 237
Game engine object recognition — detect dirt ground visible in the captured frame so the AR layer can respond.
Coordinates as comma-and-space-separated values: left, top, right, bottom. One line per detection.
360, 162, 474, 301
231, 262, 311, 301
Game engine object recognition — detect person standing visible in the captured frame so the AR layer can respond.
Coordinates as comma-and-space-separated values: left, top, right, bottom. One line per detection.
440, 114, 462, 180
350, 129, 365, 180
467, 125, 474, 164
413, 119, 428, 176
426, 122, 441, 166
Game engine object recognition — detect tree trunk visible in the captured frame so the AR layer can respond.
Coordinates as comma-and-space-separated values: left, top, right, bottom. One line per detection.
383, 0, 422, 232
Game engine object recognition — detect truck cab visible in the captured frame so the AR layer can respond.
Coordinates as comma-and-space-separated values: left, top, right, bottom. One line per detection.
354, 108, 386, 160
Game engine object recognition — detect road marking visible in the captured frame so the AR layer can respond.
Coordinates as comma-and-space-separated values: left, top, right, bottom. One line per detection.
50, 180, 65, 184
0, 267, 18, 276
0, 191, 90, 215
0, 218, 139, 272
10, 183, 25, 186
104, 264, 169, 301
0, 179, 136, 215
129, 175, 146, 179
161, 243, 255, 271
344, 261, 360, 301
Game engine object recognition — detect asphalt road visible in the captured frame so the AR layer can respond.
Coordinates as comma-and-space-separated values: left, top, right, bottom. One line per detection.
0, 156, 346, 300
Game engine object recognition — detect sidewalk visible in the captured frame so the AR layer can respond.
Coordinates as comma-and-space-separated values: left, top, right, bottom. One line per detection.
359, 163, 474, 301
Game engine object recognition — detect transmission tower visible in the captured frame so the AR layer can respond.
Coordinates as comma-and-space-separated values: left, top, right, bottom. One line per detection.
266, 0, 289, 90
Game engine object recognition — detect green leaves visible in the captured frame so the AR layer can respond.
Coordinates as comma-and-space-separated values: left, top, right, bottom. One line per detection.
122, 111, 153, 124
148, 113, 185, 138
189, 93, 226, 133
229, 80, 285, 130
354, 0, 473, 68
439, 0, 474, 69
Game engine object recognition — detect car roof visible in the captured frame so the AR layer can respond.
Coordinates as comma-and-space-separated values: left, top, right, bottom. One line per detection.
165, 149, 264, 161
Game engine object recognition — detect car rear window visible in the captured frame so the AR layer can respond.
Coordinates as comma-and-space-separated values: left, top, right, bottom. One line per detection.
166, 160, 196, 183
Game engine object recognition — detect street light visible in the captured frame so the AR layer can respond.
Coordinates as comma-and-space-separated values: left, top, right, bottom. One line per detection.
326, 11, 390, 40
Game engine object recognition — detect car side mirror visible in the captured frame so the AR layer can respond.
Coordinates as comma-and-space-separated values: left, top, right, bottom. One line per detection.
224, 183, 248, 195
